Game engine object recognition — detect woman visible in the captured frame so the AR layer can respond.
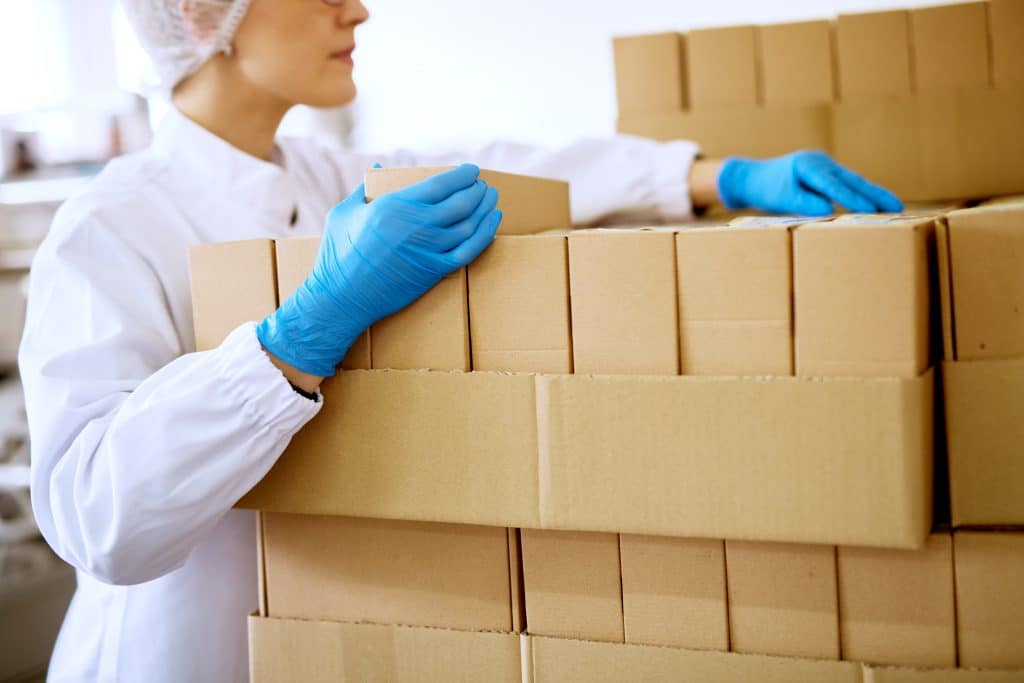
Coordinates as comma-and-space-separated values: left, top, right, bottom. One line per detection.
19, 1, 902, 681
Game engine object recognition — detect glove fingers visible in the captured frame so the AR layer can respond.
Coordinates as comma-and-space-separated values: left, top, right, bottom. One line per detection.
420, 180, 489, 227
428, 186, 499, 252
395, 163, 480, 204
788, 189, 834, 217
446, 210, 502, 266
799, 167, 876, 214
832, 164, 904, 213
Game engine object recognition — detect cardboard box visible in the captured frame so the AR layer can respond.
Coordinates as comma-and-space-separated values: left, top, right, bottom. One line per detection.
520, 529, 623, 642
794, 217, 932, 377
620, 535, 727, 651
954, 532, 1024, 669
568, 229, 678, 375
613, 33, 687, 115
261, 514, 515, 632
989, 0, 1024, 88
686, 25, 759, 109
758, 20, 834, 107
274, 236, 370, 369
468, 234, 572, 373
837, 533, 955, 667
370, 269, 469, 371
835, 10, 913, 99
863, 665, 1024, 682
676, 225, 792, 376
364, 167, 571, 236
725, 541, 840, 660
249, 616, 521, 683
910, 3, 990, 93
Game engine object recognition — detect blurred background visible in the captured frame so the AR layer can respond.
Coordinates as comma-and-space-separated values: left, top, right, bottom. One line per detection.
0, 0, 959, 680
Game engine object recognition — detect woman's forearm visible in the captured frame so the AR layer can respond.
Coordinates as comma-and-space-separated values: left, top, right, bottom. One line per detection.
689, 158, 725, 212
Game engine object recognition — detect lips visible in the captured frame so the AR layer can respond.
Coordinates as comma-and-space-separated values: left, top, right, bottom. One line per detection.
330, 47, 355, 64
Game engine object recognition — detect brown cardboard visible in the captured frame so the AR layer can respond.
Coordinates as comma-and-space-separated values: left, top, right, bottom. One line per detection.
943, 359, 1024, 526
188, 239, 277, 351
370, 269, 469, 371
758, 21, 834, 107
676, 225, 792, 376
248, 616, 521, 683
863, 665, 1024, 682
613, 33, 687, 115
954, 532, 1024, 669
468, 235, 571, 373
989, 0, 1024, 87
568, 229, 678, 375
507, 528, 525, 634
526, 635, 862, 683
794, 218, 932, 377
835, 10, 913, 99
262, 514, 514, 632
620, 535, 728, 651
910, 3, 990, 93
520, 529, 623, 643
364, 167, 571, 236
725, 541, 840, 660
686, 25, 759, 109
274, 236, 370, 369
837, 533, 955, 667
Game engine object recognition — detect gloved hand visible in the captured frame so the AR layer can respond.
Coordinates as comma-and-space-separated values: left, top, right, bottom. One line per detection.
717, 151, 903, 216
257, 163, 502, 377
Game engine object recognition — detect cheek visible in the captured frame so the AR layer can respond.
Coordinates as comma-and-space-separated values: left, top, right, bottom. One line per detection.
236, 34, 357, 107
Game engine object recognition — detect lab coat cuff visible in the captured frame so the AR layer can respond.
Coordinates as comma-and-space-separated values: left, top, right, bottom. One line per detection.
651, 139, 701, 222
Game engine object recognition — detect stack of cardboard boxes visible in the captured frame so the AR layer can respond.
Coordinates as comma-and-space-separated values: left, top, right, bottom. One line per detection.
614, 0, 1024, 203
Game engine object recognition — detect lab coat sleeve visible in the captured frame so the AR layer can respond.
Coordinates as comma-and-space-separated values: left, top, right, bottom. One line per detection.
19, 210, 320, 586
325, 136, 701, 225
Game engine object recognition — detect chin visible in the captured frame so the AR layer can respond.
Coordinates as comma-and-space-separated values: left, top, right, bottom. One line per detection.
302, 82, 357, 109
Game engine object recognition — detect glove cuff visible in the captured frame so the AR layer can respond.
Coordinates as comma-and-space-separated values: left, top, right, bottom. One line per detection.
717, 156, 754, 211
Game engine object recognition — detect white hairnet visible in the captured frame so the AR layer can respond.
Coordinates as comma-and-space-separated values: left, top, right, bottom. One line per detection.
121, 0, 253, 93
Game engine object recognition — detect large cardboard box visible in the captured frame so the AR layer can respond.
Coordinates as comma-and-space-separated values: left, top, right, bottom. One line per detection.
468, 234, 571, 373
613, 33, 687, 115
248, 616, 521, 683
686, 25, 759, 109
837, 533, 955, 667
910, 2, 991, 93
835, 10, 913, 99
364, 167, 571, 236
568, 229, 678, 375
863, 665, 1024, 682
620, 535, 728, 651
954, 532, 1024, 669
758, 20, 834, 107
520, 529, 623, 643
989, 0, 1024, 88
676, 225, 792, 375
725, 541, 840, 660
794, 217, 932, 377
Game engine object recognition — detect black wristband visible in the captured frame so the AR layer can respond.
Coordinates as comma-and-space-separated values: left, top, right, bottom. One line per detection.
288, 382, 319, 402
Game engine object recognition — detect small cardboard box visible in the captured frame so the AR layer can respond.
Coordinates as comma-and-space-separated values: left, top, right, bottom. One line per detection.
725, 541, 840, 660
685, 25, 759, 109
835, 10, 913, 99
758, 20, 835, 107
989, 0, 1024, 88
613, 33, 687, 115
837, 533, 955, 667
954, 532, 1024, 669
910, 2, 991, 93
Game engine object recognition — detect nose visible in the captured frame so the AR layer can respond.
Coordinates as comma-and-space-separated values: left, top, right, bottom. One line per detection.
337, 0, 369, 26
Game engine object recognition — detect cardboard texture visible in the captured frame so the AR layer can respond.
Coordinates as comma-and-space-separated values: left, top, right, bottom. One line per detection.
261, 514, 514, 632
758, 20, 835, 106
568, 230, 678, 375
248, 616, 521, 683
954, 532, 1024, 669
794, 218, 931, 377
613, 33, 687, 115
370, 269, 469, 371
527, 635, 862, 683
835, 10, 913, 99
864, 667, 1024, 683
520, 529, 623, 643
837, 533, 955, 667
676, 225, 792, 376
364, 167, 571, 236
944, 359, 1024, 526
686, 25, 759, 109
468, 235, 572, 373
725, 541, 840, 660
989, 0, 1024, 87
910, 3, 991, 93
620, 535, 728, 651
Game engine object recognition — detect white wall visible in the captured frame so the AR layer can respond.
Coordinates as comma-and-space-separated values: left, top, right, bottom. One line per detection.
351, 0, 960, 152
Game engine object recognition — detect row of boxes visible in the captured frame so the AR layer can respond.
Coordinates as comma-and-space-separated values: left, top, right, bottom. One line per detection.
614, 0, 1024, 115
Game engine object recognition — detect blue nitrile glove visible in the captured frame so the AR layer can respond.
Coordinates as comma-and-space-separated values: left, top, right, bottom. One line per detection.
257, 163, 502, 377
717, 151, 904, 216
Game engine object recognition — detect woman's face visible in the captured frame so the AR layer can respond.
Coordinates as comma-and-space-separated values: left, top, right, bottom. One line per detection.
230, 0, 369, 108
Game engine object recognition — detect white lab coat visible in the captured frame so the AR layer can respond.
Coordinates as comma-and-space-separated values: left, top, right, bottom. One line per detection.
19, 107, 699, 682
